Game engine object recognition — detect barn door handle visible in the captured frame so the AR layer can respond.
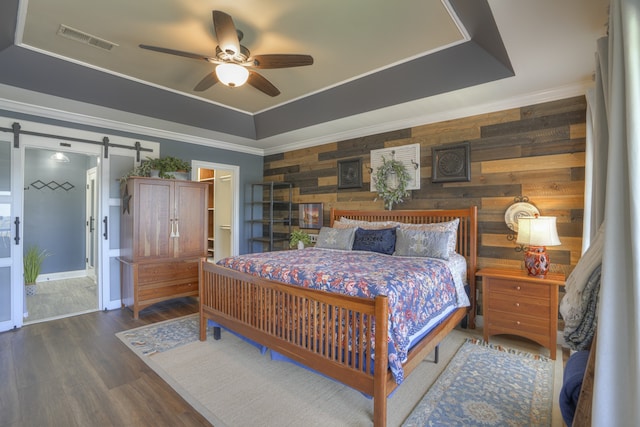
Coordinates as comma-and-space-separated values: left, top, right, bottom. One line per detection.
14, 216, 20, 245
103, 216, 108, 240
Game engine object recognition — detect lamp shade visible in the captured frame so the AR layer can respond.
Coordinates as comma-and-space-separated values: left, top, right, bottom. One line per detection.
516, 216, 561, 247
215, 63, 249, 87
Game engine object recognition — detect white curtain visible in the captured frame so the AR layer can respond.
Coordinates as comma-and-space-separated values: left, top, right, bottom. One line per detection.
583, 36, 610, 249
586, 0, 640, 424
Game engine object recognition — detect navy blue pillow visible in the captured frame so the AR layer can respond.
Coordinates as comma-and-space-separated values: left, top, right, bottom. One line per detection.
352, 227, 397, 255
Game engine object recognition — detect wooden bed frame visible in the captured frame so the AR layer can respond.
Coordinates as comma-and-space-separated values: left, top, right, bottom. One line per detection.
199, 206, 477, 427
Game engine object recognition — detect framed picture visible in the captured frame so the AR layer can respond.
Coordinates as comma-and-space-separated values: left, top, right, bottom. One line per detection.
432, 142, 471, 183
338, 158, 362, 189
299, 203, 323, 229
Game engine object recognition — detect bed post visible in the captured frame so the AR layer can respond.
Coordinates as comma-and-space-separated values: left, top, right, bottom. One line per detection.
468, 205, 478, 329
199, 258, 207, 341
373, 295, 389, 427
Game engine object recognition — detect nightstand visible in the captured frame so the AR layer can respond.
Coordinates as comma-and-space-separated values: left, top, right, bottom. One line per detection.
478, 268, 565, 359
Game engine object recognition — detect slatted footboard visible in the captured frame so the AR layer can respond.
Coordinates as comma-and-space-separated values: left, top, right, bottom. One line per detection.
199, 260, 391, 424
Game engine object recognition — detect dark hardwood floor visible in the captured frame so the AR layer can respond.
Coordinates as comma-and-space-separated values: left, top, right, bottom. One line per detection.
0, 298, 213, 427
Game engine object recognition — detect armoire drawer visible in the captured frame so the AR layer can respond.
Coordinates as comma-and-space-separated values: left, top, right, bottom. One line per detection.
137, 260, 199, 285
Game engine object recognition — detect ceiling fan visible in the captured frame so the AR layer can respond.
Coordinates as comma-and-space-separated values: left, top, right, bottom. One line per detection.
139, 10, 313, 97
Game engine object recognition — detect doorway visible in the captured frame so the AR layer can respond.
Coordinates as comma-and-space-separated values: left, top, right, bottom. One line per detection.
194, 161, 238, 262
23, 148, 99, 323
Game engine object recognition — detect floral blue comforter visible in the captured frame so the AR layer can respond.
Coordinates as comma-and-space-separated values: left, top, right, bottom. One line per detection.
217, 248, 464, 383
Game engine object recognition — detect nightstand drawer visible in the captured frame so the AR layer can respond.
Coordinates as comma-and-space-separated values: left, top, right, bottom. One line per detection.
487, 310, 549, 337
488, 278, 549, 298
487, 291, 550, 318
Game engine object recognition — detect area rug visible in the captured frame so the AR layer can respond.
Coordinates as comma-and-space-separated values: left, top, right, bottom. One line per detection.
402, 338, 554, 427
116, 316, 554, 427
117, 314, 469, 426
117, 314, 200, 356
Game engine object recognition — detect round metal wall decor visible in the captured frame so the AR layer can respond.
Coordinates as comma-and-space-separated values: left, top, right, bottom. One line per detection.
504, 202, 539, 232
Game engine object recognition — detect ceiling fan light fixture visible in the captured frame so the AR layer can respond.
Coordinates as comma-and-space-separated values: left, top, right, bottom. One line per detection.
215, 63, 249, 87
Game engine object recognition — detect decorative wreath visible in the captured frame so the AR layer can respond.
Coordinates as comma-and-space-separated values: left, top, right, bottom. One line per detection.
374, 156, 411, 210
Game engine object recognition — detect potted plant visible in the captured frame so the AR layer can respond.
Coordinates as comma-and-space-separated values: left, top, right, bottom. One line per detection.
290, 229, 312, 249
120, 156, 192, 184
148, 156, 192, 180
24, 245, 50, 296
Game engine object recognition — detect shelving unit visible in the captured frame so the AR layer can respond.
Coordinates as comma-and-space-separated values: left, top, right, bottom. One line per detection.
198, 168, 215, 260
249, 182, 292, 252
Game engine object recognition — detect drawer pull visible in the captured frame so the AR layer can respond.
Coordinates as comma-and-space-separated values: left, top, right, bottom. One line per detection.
515, 286, 521, 291
516, 321, 521, 325
514, 303, 520, 307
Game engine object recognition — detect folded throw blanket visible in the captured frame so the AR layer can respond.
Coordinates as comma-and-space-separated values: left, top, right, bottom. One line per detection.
559, 223, 605, 350
562, 265, 601, 350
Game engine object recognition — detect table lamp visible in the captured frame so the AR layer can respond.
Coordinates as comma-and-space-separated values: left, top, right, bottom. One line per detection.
516, 215, 561, 277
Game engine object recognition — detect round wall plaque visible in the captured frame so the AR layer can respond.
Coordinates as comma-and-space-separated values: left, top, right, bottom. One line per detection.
504, 202, 539, 232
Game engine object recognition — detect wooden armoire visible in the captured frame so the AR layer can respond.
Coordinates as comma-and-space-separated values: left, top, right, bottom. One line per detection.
119, 177, 208, 318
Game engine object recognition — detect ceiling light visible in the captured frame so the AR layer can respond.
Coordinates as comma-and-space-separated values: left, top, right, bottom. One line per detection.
215, 63, 249, 87
51, 152, 70, 163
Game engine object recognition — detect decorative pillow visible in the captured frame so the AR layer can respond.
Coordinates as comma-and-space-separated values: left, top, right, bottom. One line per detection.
398, 218, 460, 254
394, 228, 453, 260
315, 227, 356, 250
334, 218, 399, 230
352, 227, 397, 255
332, 220, 358, 229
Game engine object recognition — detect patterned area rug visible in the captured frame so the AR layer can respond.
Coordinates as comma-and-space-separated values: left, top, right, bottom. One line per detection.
117, 317, 556, 426
117, 314, 201, 356
402, 338, 554, 427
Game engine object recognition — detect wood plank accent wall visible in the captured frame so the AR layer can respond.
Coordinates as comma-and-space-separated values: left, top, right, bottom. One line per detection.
263, 96, 586, 313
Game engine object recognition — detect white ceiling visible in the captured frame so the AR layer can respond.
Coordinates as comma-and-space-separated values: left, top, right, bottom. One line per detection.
6, 0, 609, 154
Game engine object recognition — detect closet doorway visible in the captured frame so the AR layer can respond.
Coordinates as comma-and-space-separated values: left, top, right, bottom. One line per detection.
194, 161, 238, 262
23, 147, 99, 324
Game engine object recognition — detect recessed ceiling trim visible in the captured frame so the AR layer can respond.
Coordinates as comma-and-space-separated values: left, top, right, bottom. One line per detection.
252, 38, 470, 116
0, 87, 265, 156
16, 42, 254, 116
261, 82, 590, 156
442, 0, 471, 41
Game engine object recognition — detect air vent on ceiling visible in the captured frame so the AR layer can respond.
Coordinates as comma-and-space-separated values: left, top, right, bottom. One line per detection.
56, 24, 118, 51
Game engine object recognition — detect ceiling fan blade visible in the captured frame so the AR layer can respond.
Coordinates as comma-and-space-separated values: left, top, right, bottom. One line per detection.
139, 44, 213, 62
251, 54, 314, 69
193, 72, 219, 91
247, 71, 280, 97
212, 10, 240, 56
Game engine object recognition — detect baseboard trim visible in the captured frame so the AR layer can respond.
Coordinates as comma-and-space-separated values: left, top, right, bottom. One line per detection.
37, 270, 91, 282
